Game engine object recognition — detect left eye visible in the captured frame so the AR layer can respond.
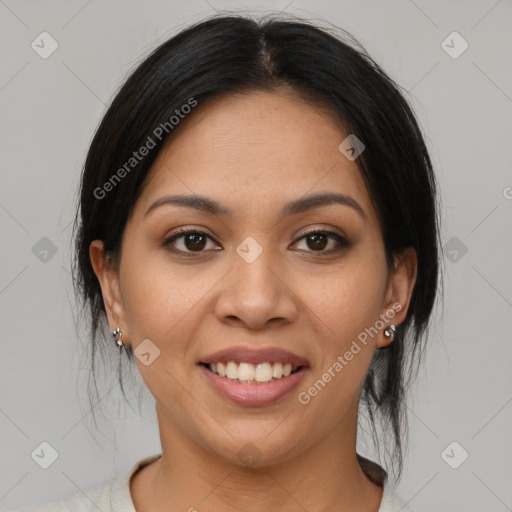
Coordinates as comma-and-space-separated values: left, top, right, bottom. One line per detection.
293, 230, 349, 253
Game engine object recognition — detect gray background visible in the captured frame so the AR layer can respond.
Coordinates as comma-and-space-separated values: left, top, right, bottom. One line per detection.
1, 1, 511, 511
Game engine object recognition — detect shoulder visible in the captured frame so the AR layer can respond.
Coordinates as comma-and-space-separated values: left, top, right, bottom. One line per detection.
356, 454, 413, 512
14, 477, 115, 512
14, 453, 163, 512
379, 482, 414, 512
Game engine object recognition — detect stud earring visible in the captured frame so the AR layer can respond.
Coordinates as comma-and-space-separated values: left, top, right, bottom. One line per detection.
383, 323, 396, 341
112, 327, 123, 351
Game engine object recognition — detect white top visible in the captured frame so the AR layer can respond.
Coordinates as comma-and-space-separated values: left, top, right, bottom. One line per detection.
16, 453, 413, 512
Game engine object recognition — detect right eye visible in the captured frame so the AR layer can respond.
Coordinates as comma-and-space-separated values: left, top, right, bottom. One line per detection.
162, 229, 221, 256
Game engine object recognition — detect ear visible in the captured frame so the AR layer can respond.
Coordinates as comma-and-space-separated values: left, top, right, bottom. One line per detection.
89, 240, 129, 345
377, 246, 418, 349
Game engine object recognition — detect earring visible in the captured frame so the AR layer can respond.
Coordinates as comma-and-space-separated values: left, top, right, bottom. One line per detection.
383, 323, 396, 341
112, 327, 123, 351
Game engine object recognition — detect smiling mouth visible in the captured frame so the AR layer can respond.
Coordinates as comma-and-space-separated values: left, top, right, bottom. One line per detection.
200, 361, 304, 384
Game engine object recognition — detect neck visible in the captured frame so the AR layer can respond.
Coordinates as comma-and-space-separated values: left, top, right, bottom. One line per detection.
131, 400, 384, 512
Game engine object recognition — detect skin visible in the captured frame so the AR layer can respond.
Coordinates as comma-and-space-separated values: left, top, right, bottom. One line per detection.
90, 87, 417, 512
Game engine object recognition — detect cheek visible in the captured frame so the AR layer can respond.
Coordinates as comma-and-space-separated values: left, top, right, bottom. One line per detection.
296, 251, 387, 406
118, 242, 208, 355
304, 256, 387, 342
118, 247, 209, 412
296, 267, 382, 423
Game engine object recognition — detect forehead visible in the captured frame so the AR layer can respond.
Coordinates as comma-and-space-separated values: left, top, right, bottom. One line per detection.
134, 89, 375, 222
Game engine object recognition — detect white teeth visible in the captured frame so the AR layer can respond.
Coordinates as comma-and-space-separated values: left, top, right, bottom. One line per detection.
207, 361, 300, 383
272, 362, 283, 378
254, 362, 273, 382
238, 362, 255, 381
226, 361, 238, 380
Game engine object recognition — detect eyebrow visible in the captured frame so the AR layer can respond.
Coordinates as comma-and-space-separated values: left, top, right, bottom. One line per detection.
144, 192, 366, 221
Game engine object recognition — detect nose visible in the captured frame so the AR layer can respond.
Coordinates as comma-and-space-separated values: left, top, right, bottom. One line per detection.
213, 245, 299, 331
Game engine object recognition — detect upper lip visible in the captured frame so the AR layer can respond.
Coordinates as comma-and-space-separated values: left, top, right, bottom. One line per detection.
199, 346, 309, 367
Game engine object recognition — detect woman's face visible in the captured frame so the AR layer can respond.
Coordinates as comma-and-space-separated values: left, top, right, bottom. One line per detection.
91, 88, 416, 467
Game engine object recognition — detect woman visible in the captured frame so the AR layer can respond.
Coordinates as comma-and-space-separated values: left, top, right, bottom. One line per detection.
21, 12, 440, 512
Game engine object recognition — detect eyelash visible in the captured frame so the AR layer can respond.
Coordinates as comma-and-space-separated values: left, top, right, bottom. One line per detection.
162, 227, 350, 257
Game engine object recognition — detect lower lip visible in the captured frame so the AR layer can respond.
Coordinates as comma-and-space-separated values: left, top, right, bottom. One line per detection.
199, 364, 308, 406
